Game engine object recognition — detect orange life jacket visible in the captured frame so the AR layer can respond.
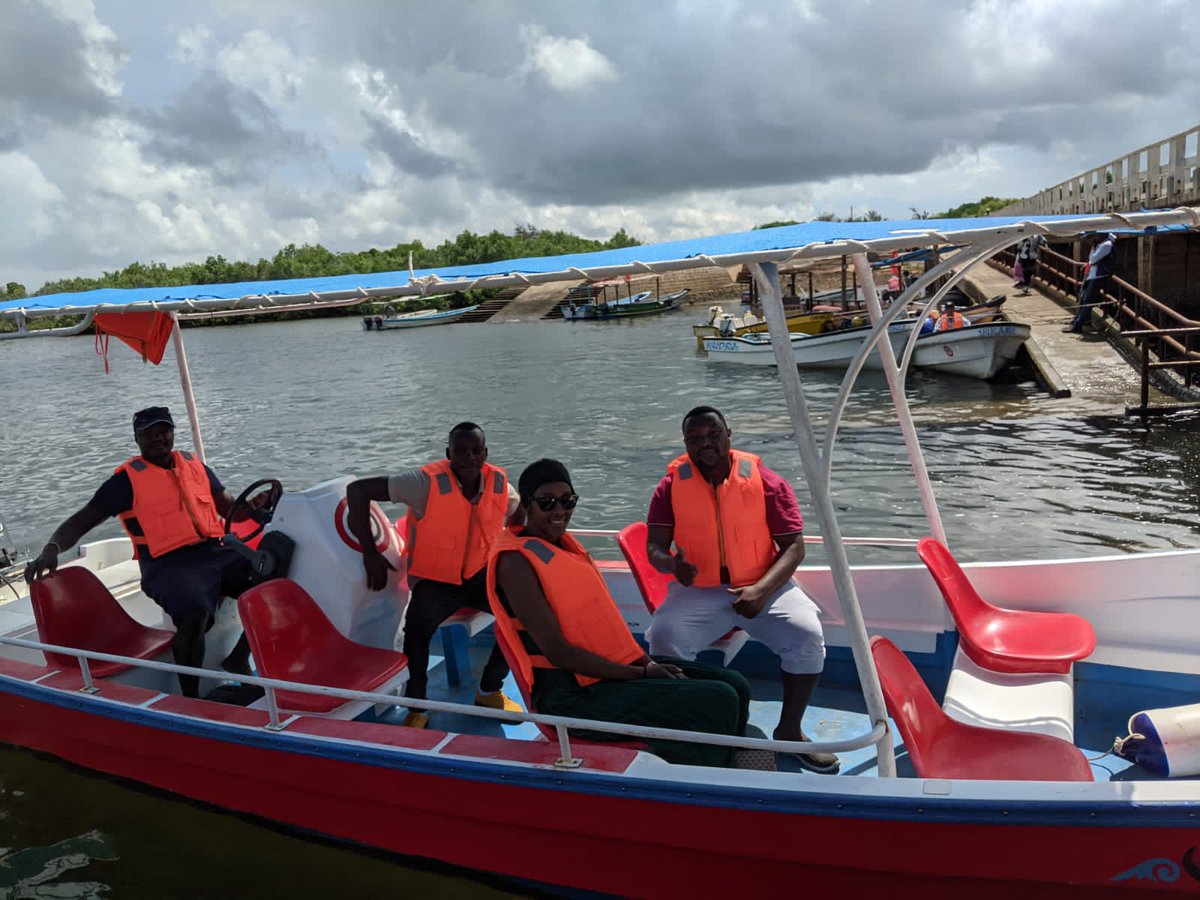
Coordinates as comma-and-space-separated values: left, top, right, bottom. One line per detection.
408, 459, 509, 584
116, 451, 224, 558
938, 311, 964, 330
486, 528, 644, 688
668, 450, 776, 587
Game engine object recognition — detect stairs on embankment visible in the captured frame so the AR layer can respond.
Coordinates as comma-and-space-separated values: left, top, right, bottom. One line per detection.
458, 287, 525, 323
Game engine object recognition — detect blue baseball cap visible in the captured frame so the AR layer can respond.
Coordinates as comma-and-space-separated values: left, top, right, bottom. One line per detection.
132, 406, 174, 431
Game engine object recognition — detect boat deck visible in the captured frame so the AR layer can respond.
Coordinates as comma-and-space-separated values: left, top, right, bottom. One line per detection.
393, 637, 1151, 782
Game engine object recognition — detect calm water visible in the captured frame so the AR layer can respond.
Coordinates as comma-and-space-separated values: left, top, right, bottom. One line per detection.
3, 310, 1200, 895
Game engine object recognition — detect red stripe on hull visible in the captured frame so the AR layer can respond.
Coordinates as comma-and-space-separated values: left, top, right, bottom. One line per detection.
0, 688, 1194, 897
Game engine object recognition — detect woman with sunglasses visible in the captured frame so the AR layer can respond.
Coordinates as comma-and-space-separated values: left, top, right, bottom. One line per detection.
487, 459, 752, 768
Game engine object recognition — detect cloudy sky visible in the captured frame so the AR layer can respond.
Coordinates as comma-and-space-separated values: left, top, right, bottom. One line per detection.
3, 0, 1198, 293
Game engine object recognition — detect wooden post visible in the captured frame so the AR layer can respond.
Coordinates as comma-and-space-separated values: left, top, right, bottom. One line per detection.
840, 255, 847, 305
1141, 341, 1150, 423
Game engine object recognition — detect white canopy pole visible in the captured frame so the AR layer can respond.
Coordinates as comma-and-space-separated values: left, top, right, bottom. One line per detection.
751, 261, 897, 778
851, 253, 946, 545
170, 313, 206, 463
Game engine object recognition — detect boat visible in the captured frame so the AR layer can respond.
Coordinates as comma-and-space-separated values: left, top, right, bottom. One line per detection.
692, 304, 843, 348
593, 288, 689, 319
702, 319, 917, 368
911, 321, 1033, 379
701, 299, 1023, 379
362, 304, 477, 330
2, 209, 1200, 897
561, 290, 653, 320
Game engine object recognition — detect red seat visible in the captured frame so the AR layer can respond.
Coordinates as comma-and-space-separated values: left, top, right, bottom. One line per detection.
616, 522, 747, 665
238, 579, 408, 714
29, 567, 175, 678
870, 636, 1093, 782
917, 537, 1095, 675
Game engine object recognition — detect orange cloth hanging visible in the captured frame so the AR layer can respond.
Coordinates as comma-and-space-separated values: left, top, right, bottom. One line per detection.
93, 312, 174, 372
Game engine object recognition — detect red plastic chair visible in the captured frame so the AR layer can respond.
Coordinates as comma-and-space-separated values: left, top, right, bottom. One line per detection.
616, 522, 748, 666
238, 579, 408, 715
29, 567, 175, 677
870, 636, 1093, 782
916, 537, 1095, 675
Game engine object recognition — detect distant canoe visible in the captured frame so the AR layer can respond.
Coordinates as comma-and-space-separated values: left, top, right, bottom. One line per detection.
362, 305, 477, 330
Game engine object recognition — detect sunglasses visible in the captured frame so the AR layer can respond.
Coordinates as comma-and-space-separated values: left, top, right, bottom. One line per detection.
533, 492, 579, 512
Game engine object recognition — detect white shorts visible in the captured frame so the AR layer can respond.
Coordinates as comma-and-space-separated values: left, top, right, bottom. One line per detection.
647, 580, 826, 675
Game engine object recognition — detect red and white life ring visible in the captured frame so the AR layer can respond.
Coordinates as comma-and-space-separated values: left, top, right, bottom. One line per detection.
333, 498, 392, 554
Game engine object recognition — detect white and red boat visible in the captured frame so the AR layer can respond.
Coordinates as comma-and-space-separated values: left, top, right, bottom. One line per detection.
1, 210, 1199, 898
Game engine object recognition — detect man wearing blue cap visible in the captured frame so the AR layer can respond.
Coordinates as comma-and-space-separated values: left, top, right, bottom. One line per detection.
24, 406, 269, 697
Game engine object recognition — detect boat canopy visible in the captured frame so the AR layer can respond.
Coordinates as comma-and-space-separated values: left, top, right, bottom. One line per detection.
4, 212, 1197, 320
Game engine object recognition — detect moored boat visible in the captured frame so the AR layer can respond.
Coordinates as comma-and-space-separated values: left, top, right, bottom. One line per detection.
911, 321, 1032, 379
362, 304, 477, 330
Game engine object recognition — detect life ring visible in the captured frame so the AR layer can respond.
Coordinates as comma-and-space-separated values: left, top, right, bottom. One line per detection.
333, 498, 392, 554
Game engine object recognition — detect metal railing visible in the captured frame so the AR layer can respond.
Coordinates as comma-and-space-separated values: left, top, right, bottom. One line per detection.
992, 245, 1200, 392
0, 633, 886, 772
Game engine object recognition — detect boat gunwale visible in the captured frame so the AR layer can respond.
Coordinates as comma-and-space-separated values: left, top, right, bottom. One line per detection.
2, 668, 1197, 825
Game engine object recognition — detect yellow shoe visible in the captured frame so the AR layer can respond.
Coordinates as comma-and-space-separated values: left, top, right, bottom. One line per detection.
403, 710, 429, 729
474, 689, 524, 712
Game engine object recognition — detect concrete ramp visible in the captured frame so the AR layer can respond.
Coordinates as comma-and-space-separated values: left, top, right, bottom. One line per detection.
487, 281, 583, 323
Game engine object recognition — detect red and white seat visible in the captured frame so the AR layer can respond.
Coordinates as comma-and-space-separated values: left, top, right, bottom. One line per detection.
616, 522, 748, 666
239, 578, 408, 720
917, 538, 1096, 742
870, 635, 1093, 782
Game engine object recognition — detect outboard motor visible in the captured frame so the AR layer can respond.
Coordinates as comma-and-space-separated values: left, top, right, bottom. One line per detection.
261, 477, 408, 650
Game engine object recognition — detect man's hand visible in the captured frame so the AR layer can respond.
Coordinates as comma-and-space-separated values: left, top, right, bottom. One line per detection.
362, 547, 396, 591
247, 485, 281, 511
672, 548, 698, 586
729, 583, 769, 619
644, 661, 687, 680
24, 544, 60, 584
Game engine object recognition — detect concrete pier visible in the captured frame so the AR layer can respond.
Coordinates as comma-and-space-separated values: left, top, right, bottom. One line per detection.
962, 264, 1169, 414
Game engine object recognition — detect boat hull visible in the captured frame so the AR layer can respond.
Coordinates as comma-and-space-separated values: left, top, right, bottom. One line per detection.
912, 323, 1031, 379
702, 323, 913, 368
363, 306, 477, 329
2, 671, 1196, 899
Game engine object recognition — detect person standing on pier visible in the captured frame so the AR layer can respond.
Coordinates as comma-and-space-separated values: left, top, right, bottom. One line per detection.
642, 406, 838, 774
346, 422, 524, 728
1016, 234, 1045, 289
1064, 232, 1117, 334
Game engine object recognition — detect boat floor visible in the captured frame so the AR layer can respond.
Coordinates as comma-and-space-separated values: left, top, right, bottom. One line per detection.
383, 640, 1149, 783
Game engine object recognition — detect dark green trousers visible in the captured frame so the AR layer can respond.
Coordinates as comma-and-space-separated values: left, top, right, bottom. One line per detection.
532, 657, 751, 768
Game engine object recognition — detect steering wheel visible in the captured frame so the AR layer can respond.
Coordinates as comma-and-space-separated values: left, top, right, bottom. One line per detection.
224, 478, 284, 543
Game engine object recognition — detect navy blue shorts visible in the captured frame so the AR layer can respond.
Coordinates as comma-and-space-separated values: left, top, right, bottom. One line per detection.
141, 540, 255, 624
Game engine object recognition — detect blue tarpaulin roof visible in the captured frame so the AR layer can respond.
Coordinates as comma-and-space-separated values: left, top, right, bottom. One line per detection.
2, 212, 1194, 317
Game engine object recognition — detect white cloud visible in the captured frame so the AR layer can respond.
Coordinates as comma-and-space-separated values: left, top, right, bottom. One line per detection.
215, 30, 306, 105
0, 152, 64, 251
2, 0, 1199, 292
171, 24, 212, 65
519, 25, 616, 93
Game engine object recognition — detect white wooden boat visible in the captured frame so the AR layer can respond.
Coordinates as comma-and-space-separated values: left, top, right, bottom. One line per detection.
2, 208, 1199, 897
